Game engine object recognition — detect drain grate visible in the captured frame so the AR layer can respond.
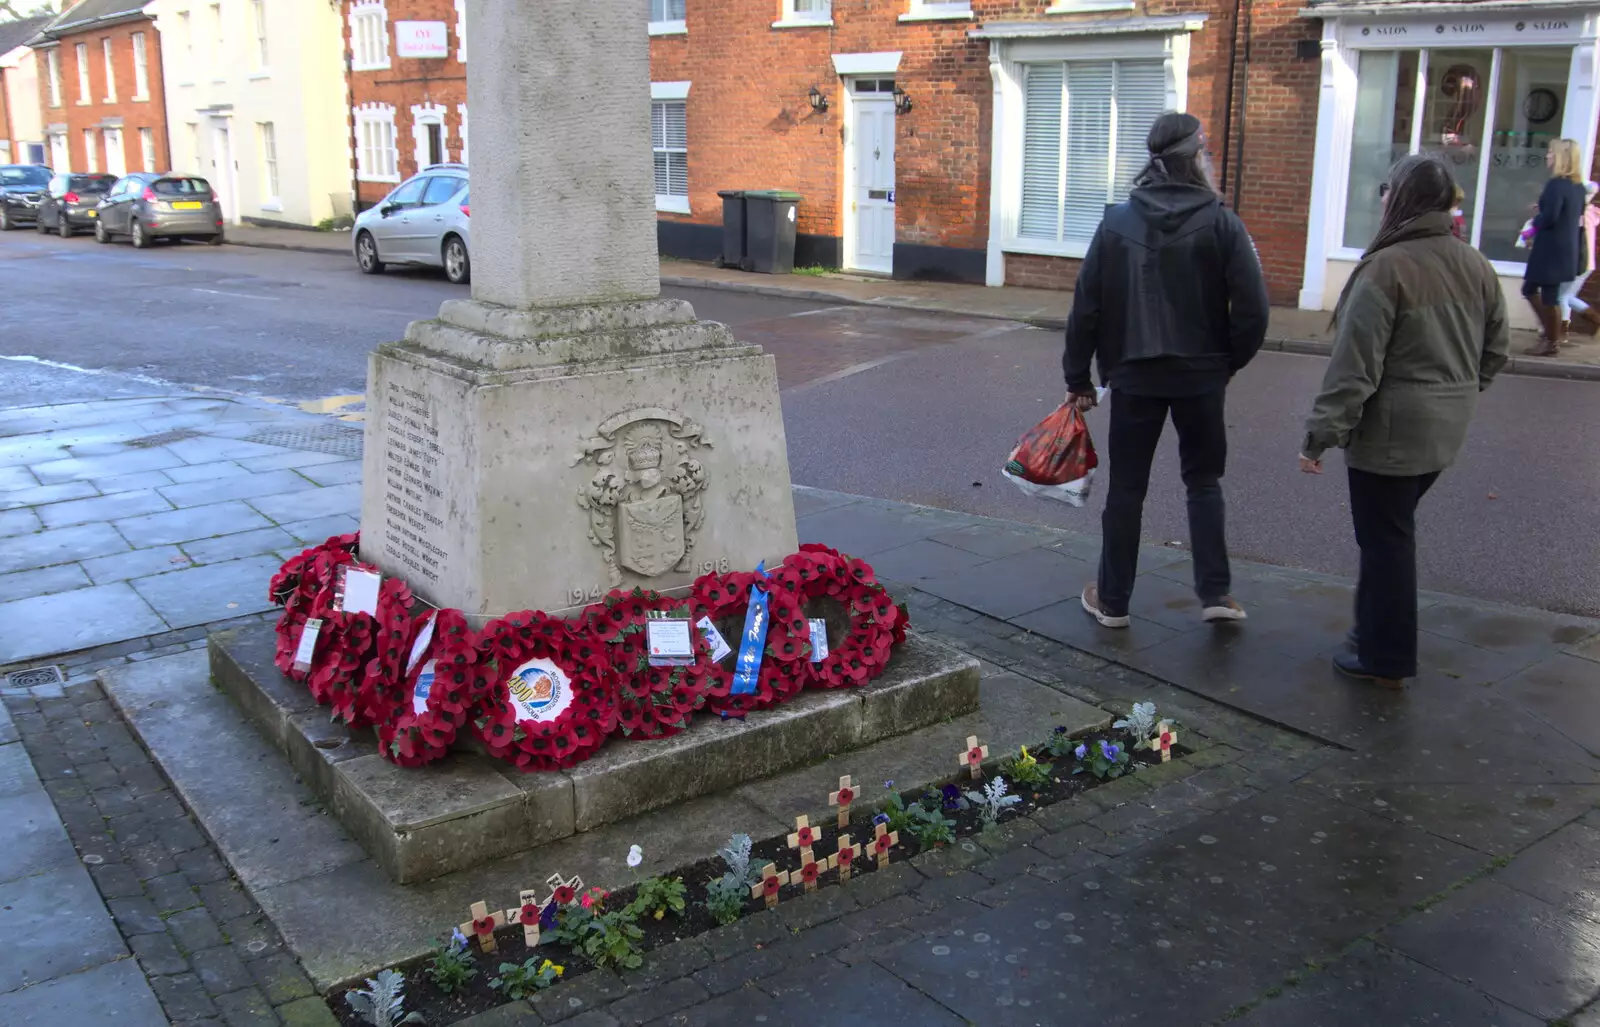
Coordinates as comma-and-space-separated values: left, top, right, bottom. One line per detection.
127, 428, 203, 448
5, 666, 65, 689
240, 423, 365, 459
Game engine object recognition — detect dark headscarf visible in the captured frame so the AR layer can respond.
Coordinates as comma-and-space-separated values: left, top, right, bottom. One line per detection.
1331, 154, 1458, 326
1133, 112, 1216, 192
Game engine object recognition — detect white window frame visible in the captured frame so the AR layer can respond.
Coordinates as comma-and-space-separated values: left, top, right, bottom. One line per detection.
49, 132, 68, 172
980, 20, 1198, 285
350, 0, 390, 72
410, 102, 448, 171
101, 38, 116, 102
139, 127, 156, 172
454, 0, 466, 61
186, 122, 200, 172
773, 0, 832, 30
209, 3, 224, 82
178, 12, 193, 84
651, 81, 690, 213
102, 126, 125, 176
250, 0, 269, 75
82, 127, 98, 172
132, 32, 149, 100
901, 0, 973, 24
75, 43, 90, 104
649, 0, 686, 36
456, 103, 468, 164
46, 49, 62, 108
257, 121, 279, 209
1046, 0, 1136, 13
1297, 12, 1600, 310
354, 102, 399, 183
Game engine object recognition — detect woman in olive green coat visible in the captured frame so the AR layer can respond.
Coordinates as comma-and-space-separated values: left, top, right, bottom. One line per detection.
1299, 155, 1510, 687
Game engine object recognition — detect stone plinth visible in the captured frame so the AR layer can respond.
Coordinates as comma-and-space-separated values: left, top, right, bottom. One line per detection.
210, 623, 980, 883
358, 298, 797, 618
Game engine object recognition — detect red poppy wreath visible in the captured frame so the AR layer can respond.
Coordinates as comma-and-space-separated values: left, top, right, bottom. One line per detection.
351, 577, 422, 728
691, 569, 809, 716
377, 609, 488, 768
271, 539, 359, 681
781, 545, 909, 689
472, 611, 618, 771
585, 588, 714, 739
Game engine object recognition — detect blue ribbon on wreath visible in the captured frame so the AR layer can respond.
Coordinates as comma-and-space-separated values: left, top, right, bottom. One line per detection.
730, 562, 770, 696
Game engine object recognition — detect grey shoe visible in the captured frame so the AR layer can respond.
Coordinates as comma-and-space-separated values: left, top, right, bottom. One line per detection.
1202, 597, 1248, 623
1081, 584, 1130, 629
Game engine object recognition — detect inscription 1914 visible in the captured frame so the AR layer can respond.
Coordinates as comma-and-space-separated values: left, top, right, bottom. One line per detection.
382, 382, 450, 585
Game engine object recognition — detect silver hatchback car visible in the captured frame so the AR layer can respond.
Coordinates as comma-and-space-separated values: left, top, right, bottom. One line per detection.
353, 165, 471, 284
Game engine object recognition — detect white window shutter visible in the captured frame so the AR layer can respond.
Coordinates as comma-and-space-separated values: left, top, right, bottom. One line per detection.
664, 101, 687, 196
1111, 60, 1167, 200
1064, 61, 1113, 245
1019, 63, 1063, 241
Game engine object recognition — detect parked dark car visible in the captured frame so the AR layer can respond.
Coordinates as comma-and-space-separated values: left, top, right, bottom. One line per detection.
0, 164, 53, 230
95, 173, 224, 247
36, 173, 118, 237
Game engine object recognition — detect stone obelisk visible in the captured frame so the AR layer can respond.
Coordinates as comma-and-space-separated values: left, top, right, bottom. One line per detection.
358, 0, 797, 619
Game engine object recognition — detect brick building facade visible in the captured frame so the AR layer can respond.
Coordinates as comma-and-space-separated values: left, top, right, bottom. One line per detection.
340, 0, 1600, 321
30, 0, 170, 180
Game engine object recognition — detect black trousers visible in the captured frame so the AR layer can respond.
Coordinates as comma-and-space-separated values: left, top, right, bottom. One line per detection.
1096, 389, 1230, 617
1347, 466, 1440, 679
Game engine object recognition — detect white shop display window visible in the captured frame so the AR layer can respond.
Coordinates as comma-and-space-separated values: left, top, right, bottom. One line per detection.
1300, 6, 1600, 311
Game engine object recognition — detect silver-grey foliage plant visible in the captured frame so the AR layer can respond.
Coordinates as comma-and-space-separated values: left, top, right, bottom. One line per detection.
718, 833, 756, 884
964, 776, 1023, 827
345, 969, 424, 1026
1114, 702, 1158, 746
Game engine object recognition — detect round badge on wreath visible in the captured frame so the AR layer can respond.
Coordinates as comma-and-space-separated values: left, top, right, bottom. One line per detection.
473, 611, 619, 770
378, 609, 489, 768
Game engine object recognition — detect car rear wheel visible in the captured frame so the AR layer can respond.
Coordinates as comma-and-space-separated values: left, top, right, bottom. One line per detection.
356, 231, 384, 275
443, 236, 470, 285
206, 232, 224, 246
0, 208, 11, 231
95, 220, 110, 244
36, 213, 49, 234
131, 220, 149, 249
58, 214, 73, 239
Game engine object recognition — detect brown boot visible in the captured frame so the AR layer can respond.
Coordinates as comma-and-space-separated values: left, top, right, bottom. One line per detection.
1525, 298, 1563, 356
1575, 308, 1600, 336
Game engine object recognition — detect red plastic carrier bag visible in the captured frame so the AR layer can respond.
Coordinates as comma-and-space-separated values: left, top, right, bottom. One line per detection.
1002, 394, 1104, 507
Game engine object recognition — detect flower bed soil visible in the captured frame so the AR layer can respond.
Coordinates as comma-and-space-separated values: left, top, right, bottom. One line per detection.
327, 729, 1188, 1027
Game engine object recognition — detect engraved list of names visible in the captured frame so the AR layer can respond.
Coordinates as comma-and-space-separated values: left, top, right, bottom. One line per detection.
382, 381, 450, 584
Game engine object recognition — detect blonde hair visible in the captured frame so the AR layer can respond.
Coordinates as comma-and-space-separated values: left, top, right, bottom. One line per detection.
1550, 138, 1585, 183
1452, 184, 1464, 207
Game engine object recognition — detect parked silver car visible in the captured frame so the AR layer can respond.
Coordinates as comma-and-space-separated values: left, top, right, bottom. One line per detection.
95, 172, 224, 247
36, 172, 118, 237
0, 164, 52, 230
353, 164, 471, 284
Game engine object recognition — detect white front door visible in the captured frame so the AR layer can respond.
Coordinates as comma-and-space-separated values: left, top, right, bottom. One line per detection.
846, 79, 896, 275
102, 128, 126, 177
210, 121, 236, 224
49, 133, 69, 172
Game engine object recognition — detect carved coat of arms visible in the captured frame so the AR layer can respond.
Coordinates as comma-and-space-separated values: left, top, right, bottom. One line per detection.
574, 408, 710, 585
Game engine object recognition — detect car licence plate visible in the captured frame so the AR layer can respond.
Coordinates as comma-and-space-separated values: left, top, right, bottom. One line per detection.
172, 201, 203, 210
87, 209, 97, 217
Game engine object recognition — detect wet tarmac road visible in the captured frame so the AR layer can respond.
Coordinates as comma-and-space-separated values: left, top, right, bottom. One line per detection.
2, 233, 1597, 615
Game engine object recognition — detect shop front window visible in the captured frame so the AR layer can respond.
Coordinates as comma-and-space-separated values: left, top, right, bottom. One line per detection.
1342, 45, 1572, 263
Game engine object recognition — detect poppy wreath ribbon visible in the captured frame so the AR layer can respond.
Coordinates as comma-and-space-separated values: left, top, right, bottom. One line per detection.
691, 569, 810, 716
472, 611, 619, 770
781, 545, 908, 689
584, 588, 714, 739
377, 609, 488, 768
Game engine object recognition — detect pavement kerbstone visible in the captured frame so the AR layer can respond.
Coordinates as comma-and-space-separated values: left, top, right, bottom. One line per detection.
775, 883, 861, 932
245, 951, 315, 1004
701, 909, 785, 962
130, 930, 190, 975
691, 941, 792, 996
212, 987, 277, 1027
145, 869, 201, 914
275, 995, 343, 1026
909, 839, 987, 875
168, 906, 226, 953
529, 968, 627, 1023
912, 867, 990, 907
109, 895, 168, 935
199, 879, 256, 923
973, 816, 1045, 856
178, 849, 233, 885
840, 860, 922, 908
607, 976, 711, 1026
972, 843, 1051, 885
617, 937, 712, 994
91, 861, 146, 898
150, 971, 220, 1021
191, 944, 256, 998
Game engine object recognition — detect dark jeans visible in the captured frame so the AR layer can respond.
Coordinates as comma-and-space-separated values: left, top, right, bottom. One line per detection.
1348, 466, 1440, 678
1096, 389, 1230, 617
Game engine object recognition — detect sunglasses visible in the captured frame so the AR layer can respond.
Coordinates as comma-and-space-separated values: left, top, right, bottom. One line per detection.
1378, 183, 1390, 199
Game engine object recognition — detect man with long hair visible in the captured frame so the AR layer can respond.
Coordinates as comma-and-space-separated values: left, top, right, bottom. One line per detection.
1065, 112, 1270, 629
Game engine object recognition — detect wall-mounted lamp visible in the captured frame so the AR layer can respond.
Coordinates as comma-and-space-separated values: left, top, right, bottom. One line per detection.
808, 86, 829, 113
893, 85, 913, 115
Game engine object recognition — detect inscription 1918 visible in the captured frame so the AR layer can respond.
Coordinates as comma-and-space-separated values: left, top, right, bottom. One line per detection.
381, 382, 450, 585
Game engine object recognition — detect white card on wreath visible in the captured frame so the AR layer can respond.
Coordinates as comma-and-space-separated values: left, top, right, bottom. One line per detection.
340, 568, 382, 616
405, 610, 438, 674
647, 618, 695, 667
809, 619, 829, 663
697, 617, 732, 662
293, 618, 323, 672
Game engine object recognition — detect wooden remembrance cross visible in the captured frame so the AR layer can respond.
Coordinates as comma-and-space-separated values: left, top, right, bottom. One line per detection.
508, 871, 583, 947
751, 863, 790, 909
828, 775, 856, 829
460, 900, 506, 954
834, 834, 857, 884
958, 735, 989, 780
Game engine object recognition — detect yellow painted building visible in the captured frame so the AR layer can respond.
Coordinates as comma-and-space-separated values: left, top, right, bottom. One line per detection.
146, 0, 348, 227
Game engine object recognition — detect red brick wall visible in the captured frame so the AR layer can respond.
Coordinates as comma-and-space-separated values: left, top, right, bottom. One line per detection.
37, 20, 169, 175
343, 0, 466, 208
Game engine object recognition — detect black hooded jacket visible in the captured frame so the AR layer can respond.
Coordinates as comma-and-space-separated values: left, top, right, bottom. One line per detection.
1062, 183, 1270, 397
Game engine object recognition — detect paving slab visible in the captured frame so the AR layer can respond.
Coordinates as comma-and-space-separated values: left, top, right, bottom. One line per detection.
1305, 779, 1600, 855
0, 465, 39, 490
292, 460, 363, 487
1493, 653, 1600, 757
0, 507, 40, 537
0, 954, 170, 1027
1235, 939, 1544, 1027
80, 545, 192, 584
1491, 820, 1600, 924
0, 562, 92, 604
35, 489, 174, 530
0, 479, 99, 511
862, 538, 994, 587
279, 513, 361, 543
0, 788, 83, 880
0, 863, 130, 993
114, 500, 274, 547
0, 521, 130, 574
128, 554, 281, 628
180, 526, 299, 565
159, 469, 319, 509
796, 501, 969, 559
161, 459, 252, 483
1012, 596, 1183, 662
30, 447, 190, 484
249, 483, 362, 524
1420, 600, 1599, 656
917, 546, 1093, 621
1381, 878, 1600, 1020
0, 582, 167, 665
89, 470, 175, 495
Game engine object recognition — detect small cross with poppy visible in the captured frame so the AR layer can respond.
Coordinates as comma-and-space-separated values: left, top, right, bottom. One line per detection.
958, 735, 989, 779
459, 900, 506, 954
786, 814, 818, 863
834, 834, 857, 884
872, 821, 899, 869
828, 774, 856, 829
750, 863, 790, 908
797, 850, 832, 893
1150, 721, 1177, 762
508, 887, 547, 947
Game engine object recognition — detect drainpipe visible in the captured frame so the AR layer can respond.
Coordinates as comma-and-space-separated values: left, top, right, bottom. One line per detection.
1217, 0, 1243, 195
345, 47, 359, 217
1231, 0, 1255, 213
